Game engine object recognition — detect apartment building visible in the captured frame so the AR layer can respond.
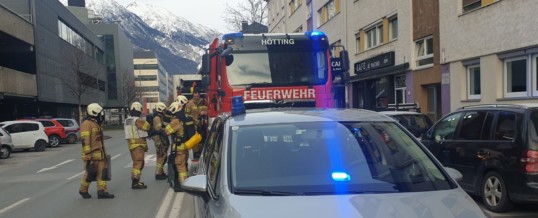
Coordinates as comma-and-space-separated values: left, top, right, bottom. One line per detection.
133, 51, 170, 113
267, 0, 444, 121
440, 0, 538, 110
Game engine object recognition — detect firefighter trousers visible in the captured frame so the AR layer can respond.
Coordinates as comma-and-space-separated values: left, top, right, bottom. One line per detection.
79, 159, 108, 192
130, 147, 145, 180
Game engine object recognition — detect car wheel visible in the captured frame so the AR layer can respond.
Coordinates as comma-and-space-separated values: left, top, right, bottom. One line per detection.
67, 134, 78, 144
0, 145, 11, 159
34, 140, 47, 152
481, 171, 513, 212
49, 135, 60, 147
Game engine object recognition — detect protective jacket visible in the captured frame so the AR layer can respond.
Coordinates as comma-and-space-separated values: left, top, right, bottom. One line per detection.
80, 118, 106, 160
124, 116, 151, 151
165, 111, 201, 150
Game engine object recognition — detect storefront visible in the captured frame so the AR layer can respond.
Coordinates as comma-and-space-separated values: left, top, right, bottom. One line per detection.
349, 51, 410, 111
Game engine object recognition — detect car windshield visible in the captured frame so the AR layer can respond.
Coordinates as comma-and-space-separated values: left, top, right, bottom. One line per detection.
230, 121, 452, 195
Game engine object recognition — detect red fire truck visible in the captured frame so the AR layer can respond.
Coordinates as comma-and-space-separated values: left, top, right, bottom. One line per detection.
200, 31, 349, 118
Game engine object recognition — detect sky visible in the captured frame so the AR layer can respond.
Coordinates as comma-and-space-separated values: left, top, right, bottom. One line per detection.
115, 0, 234, 33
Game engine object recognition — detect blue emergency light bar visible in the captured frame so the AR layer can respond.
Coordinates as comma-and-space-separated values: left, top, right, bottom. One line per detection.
305, 31, 326, 37
331, 172, 351, 182
231, 96, 246, 116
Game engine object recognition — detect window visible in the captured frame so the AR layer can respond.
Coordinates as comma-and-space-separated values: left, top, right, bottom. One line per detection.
394, 75, 406, 104
355, 33, 361, 54
388, 16, 398, 40
318, 0, 340, 25
331, 40, 342, 58
416, 36, 434, 67
504, 57, 527, 98
462, 0, 498, 13
467, 65, 481, 99
365, 23, 383, 49
289, 0, 302, 14
494, 112, 516, 141
433, 112, 463, 141
459, 111, 490, 140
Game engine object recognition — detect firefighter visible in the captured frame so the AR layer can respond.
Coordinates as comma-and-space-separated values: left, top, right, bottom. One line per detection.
152, 102, 170, 180
165, 96, 202, 192
185, 90, 209, 160
124, 102, 151, 189
78, 103, 114, 199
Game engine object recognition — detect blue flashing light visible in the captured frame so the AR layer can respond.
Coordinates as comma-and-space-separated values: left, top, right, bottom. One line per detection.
231, 96, 246, 116
331, 172, 351, 182
305, 31, 326, 37
222, 32, 244, 40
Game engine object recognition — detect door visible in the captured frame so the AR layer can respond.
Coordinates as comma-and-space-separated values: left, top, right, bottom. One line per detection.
4, 123, 30, 148
421, 112, 463, 166
426, 84, 442, 122
450, 110, 493, 191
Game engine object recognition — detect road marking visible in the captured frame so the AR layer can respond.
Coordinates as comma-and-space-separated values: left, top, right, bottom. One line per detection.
155, 188, 175, 218
68, 153, 123, 180
36, 159, 75, 173
0, 198, 30, 215
169, 193, 185, 218
68, 171, 85, 180
124, 154, 157, 168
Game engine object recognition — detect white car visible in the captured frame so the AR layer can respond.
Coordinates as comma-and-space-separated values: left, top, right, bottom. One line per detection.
0, 127, 14, 159
0, 120, 49, 152
183, 108, 487, 218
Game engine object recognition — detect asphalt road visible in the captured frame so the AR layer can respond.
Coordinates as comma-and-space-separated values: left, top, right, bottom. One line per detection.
0, 129, 195, 218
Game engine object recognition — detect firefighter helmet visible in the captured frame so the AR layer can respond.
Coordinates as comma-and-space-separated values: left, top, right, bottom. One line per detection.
87, 103, 103, 116
169, 101, 183, 114
155, 102, 167, 113
176, 95, 188, 106
130, 102, 143, 112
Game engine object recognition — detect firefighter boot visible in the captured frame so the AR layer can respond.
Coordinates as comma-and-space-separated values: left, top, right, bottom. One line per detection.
155, 173, 168, 180
79, 191, 91, 199
97, 190, 115, 199
173, 183, 183, 192
132, 179, 147, 189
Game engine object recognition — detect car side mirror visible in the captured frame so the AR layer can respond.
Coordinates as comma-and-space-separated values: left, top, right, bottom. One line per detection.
181, 175, 211, 203
444, 167, 463, 182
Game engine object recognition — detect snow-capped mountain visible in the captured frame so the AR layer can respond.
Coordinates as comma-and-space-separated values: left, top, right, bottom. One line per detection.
61, 0, 220, 74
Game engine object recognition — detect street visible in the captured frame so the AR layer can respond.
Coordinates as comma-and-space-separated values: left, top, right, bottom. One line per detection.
0, 129, 194, 218
1, 129, 537, 218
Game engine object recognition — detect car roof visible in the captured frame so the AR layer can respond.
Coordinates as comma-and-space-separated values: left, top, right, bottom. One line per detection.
378, 111, 422, 115
227, 108, 395, 126
458, 103, 538, 110
0, 120, 44, 125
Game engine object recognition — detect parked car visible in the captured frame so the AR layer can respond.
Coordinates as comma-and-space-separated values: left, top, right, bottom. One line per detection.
33, 118, 67, 147
421, 104, 538, 212
0, 120, 49, 152
182, 107, 486, 218
379, 111, 433, 138
0, 127, 14, 159
54, 118, 80, 144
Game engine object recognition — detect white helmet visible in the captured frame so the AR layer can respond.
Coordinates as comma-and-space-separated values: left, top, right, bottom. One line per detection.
176, 95, 188, 106
155, 102, 167, 113
130, 102, 143, 112
87, 103, 103, 116
169, 101, 183, 114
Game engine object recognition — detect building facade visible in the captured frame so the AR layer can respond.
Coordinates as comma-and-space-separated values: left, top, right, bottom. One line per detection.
267, 0, 444, 121
0, 0, 107, 121
133, 50, 170, 113
440, 0, 538, 111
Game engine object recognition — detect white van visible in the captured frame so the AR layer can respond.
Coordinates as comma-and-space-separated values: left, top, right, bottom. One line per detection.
0, 120, 49, 152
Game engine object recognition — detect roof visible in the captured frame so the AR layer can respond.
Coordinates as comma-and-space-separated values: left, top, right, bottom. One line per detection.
227, 108, 394, 126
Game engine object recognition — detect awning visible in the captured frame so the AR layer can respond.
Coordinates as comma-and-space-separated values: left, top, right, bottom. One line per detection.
348, 63, 409, 83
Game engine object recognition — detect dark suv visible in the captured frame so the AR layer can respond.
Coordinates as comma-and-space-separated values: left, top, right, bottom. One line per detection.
421, 104, 538, 212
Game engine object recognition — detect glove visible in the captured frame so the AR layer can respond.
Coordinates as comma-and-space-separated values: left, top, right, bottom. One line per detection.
81, 153, 91, 161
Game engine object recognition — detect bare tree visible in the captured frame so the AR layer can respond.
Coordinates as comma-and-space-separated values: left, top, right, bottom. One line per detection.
224, 0, 268, 31
116, 68, 138, 118
63, 49, 103, 124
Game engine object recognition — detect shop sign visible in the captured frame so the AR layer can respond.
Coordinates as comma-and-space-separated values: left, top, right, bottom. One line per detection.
354, 51, 395, 74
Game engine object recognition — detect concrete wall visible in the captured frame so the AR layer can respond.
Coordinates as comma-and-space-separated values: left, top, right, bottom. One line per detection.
0, 67, 37, 96
0, 4, 33, 44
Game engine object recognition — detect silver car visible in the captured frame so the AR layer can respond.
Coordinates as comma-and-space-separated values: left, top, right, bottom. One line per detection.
183, 108, 487, 218
0, 127, 13, 159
